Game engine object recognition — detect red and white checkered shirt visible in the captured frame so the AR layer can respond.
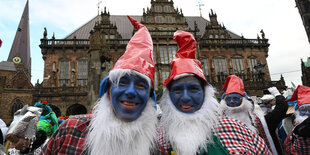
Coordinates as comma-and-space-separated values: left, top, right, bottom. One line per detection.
40, 114, 91, 155
284, 129, 310, 155
158, 116, 272, 155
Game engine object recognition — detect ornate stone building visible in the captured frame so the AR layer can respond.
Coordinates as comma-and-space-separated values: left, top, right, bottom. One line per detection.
36, 0, 286, 116
0, 0, 34, 124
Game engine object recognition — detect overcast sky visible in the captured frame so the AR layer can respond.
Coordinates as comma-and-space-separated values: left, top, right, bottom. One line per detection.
0, 0, 309, 87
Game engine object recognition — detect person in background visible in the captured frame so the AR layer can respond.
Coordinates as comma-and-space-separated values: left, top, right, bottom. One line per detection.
4, 105, 44, 154
284, 85, 310, 154
220, 75, 277, 154
40, 16, 158, 155
157, 30, 271, 155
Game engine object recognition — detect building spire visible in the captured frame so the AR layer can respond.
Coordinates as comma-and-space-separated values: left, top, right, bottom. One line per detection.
7, 0, 31, 75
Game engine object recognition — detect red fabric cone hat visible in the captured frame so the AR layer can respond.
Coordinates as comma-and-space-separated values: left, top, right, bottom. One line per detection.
285, 85, 310, 108
222, 75, 245, 96
113, 16, 155, 85
164, 30, 207, 86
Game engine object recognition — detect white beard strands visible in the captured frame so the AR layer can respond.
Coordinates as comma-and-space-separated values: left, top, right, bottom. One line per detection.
160, 86, 221, 155
220, 98, 257, 133
85, 93, 157, 155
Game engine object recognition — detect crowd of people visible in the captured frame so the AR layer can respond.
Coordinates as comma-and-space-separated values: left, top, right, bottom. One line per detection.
0, 16, 309, 155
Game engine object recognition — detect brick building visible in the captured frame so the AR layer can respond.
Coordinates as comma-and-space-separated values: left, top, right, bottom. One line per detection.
35, 0, 286, 116
0, 0, 34, 124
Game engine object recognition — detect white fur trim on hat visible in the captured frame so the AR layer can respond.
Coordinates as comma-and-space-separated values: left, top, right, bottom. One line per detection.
109, 69, 152, 89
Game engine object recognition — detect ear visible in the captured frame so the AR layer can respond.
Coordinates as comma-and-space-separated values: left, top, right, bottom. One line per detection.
99, 76, 110, 98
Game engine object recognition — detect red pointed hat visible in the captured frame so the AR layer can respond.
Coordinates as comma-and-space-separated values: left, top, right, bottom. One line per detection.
164, 30, 207, 86
113, 16, 155, 85
285, 85, 310, 108
222, 75, 245, 96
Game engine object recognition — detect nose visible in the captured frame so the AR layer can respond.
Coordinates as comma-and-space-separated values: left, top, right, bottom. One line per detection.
125, 82, 136, 98
181, 89, 191, 103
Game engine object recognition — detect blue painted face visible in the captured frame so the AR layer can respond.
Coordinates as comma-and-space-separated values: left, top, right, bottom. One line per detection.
110, 75, 150, 121
169, 76, 204, 113
225, 93, 243, 107
298, 103, 310, 116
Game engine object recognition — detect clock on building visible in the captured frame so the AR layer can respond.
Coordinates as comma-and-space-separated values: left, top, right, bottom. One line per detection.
13, 56, 21, 64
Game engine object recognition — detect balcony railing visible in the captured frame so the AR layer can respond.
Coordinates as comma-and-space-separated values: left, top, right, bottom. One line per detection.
200, 38, 269, 48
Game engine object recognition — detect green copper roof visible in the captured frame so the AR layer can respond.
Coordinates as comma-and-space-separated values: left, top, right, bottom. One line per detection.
305, 57, 310, 67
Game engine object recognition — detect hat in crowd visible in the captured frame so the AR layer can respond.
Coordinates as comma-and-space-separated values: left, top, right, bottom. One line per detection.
260, 94, 275, 101
285, 85, 310, 108
6, 105, 42, 141
37, 120, 53, 137
112, 16, 155, 85
222, 75, 246, 97
164, 30, 207, 86
99, 16, 155, 98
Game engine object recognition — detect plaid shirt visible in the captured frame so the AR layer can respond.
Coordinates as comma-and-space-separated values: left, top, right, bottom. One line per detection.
158, 116, 271, 155
284, 129, 310, 155
252, 112, 272, 150
40, 114, 91, 155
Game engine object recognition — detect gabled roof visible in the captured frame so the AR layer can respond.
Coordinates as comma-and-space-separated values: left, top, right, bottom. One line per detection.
7, 0, 31, 72
0, 61, 16, 71
65, 15, 241, 40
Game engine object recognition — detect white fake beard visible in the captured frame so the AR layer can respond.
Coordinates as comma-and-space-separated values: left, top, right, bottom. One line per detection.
220, 98, 257, 133
294, 111, 309, 125
160, 86, 221, 155
85, 93, 157, 155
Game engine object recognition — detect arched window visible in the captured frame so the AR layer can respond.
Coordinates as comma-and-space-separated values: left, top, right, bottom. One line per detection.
59, 59, 70, 86
77, 59, 88, 86
11, 98, 23, 117
231, 55, 244, 74
247, 55, 257, 72
214, 56, 227, 75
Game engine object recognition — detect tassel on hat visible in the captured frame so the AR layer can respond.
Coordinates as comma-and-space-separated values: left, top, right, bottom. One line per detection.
222, 75, 246, 97
164, 30, 207, 86
285, 85, 310, 108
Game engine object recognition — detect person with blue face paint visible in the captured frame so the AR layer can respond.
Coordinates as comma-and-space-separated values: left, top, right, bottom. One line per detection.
157, 30, 271, 155
41, 16, 158, 155
283, 85, 310, 154
110, 74, 151, 121
168, 75, 205, 113
220, 75, 280, 155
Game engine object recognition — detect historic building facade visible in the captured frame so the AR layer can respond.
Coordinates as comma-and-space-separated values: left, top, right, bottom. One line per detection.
35, 0, 286, 115
0, 0, 34, 124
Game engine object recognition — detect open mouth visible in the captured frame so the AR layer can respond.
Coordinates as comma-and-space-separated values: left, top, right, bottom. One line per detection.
121, 101, 139, 109
180, 104, 193, 111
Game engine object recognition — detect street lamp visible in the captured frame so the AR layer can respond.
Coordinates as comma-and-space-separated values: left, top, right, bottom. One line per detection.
254, 62, 266, 88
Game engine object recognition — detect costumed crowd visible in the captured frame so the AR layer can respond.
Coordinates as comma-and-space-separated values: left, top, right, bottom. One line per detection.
0, 16, 309, 155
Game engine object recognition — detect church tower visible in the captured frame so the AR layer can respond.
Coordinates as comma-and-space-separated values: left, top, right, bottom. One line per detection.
0, 0, 33, 124
7, 0, 31, 79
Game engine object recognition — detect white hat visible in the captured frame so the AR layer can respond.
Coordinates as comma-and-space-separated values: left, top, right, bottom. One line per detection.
260, 94, 275, 101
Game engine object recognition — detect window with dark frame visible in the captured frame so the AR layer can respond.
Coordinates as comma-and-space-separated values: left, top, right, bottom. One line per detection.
78, 60, 88, 86
60, 60, 70, 86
